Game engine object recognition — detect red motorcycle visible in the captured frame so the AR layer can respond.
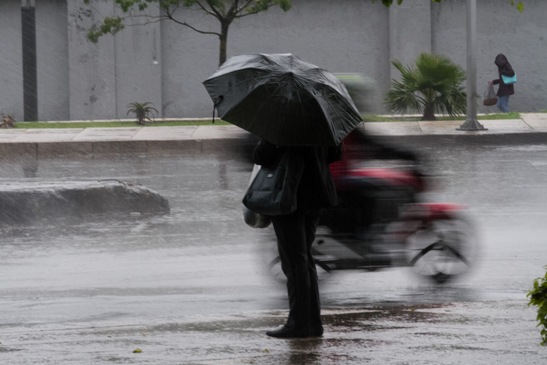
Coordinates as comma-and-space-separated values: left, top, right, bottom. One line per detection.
269, 133, 477, 284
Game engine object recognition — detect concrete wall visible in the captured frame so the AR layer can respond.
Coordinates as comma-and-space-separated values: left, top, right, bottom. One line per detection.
389, 0, 432, 72
159, 0, 391, 118
0, 0, 25, 119
0, 0, 69, 121
37, 0, 70, 120
0, 0, 545, 121
65, 1, 162, 120
66, 1, 117, 120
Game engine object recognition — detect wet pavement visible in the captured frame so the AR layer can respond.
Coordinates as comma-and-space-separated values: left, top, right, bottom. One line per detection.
1, 122, 547, 363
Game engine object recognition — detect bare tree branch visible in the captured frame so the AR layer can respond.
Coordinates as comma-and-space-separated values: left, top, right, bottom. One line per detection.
225, 0, 239, 20
165, 12, 220, 35
235, 0, 255, 15
196, 0, 221, 18
236, 3, 276, 19
83, 0, 293, 65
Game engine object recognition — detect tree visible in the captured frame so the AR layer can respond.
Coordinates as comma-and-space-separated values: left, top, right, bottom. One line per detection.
385, 53, 467, 121
83, 0, 292, 66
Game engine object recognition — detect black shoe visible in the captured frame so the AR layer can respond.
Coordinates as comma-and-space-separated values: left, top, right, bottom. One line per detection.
308, 325, 324, 337
266, 325, 309, 339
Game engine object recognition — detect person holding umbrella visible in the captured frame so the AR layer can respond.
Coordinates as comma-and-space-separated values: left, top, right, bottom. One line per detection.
203, 53, 363, 338
251, 138, 341, 338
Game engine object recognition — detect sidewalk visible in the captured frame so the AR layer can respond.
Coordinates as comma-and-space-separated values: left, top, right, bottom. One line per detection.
1, 113, 546, 152
365, 113, 547, 136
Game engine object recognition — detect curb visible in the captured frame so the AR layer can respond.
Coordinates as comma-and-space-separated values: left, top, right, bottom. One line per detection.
0, 137, 257, 159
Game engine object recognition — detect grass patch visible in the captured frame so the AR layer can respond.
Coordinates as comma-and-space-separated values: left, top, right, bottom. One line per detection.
9, 113, 523, 129
14, 119, 230, 129
477, 112, 520, 120
364, 112, 521, 122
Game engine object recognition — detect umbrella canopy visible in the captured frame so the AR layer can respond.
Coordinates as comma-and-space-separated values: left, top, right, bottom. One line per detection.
203, 53, 363, 146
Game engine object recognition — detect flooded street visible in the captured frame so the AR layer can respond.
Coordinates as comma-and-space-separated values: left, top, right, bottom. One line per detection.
1, 137, 546, 363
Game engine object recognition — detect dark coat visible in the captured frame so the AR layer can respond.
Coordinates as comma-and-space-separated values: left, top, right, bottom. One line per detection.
492, 54, 515, 97
252, 139, 341, 211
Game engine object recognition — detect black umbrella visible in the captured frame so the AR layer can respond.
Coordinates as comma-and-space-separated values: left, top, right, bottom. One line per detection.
203, 53, 363, 146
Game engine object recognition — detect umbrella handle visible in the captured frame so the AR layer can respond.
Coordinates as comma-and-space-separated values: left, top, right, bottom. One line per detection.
211, 105, 216, 124
211, 95, 224, 124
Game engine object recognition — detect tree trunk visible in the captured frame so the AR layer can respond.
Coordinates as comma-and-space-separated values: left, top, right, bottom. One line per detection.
218, 20, 230, 66
421, 104, 437, 121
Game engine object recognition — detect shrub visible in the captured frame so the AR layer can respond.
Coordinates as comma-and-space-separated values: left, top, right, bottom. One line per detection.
1, 114, 16, 128
527, 266, 547, 346
127, 102, 158, 125
385, 53, 467, 121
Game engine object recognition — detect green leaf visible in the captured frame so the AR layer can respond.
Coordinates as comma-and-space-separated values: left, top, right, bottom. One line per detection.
528, 266, 547, 345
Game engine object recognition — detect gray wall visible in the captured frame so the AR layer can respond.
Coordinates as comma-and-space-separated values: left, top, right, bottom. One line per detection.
0, 0, 545, 121
36, 0, 69, 120
0, 0, 26, 119
159, 0, 392, 118
66, 2, 163, 120
1, 0, 70, 120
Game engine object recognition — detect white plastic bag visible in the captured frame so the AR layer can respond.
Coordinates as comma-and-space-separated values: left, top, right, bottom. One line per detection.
483, 83, 497, 106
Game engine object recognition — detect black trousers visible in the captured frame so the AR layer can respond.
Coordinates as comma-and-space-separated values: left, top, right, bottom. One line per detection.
271, 209, 322, 330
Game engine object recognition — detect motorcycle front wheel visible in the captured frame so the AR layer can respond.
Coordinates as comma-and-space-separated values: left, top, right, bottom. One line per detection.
405, 216, 478, 284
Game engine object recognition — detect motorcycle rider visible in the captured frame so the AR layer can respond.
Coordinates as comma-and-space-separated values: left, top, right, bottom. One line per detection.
325, 127, 421, 237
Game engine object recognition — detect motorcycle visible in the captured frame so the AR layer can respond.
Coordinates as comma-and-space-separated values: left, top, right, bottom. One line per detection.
268, 157, 478, 285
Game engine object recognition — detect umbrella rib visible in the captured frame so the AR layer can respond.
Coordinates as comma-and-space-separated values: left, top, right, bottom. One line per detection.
209, 69, 276, 117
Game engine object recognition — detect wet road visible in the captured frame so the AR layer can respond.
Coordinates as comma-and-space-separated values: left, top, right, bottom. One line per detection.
1, 136, 546, 364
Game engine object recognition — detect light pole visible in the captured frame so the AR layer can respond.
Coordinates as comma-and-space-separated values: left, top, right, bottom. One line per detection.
21, 0, 37, 122
458, 0, 486, 131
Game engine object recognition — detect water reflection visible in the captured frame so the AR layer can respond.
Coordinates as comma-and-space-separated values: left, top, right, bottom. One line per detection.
286, 339, 324, 365
0, 152, 257, 259
22, 159, 38, 177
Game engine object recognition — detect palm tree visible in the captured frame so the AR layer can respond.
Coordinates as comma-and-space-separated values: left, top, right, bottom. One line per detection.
385, 53, 467, 121
127, 102, 158, 125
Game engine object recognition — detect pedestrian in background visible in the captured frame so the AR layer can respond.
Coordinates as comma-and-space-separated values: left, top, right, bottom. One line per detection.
489, 54, 516, 113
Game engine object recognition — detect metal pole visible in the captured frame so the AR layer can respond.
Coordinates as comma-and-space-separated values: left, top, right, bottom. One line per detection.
458, 0, 486, 131
21, 0, 38, 122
